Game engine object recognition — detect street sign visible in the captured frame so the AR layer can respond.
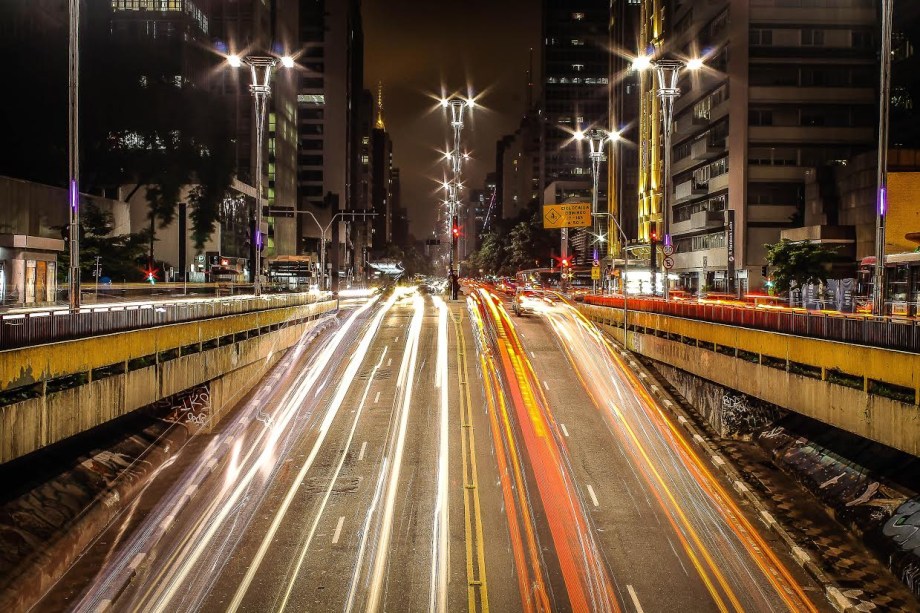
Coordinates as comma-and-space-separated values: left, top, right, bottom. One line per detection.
663, 256, 675, 269
542, 202, 592, 229
662, 244, 675, 256
591, 266, 601, 280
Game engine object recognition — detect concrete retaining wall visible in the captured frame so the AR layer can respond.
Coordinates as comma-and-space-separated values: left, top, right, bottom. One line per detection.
0, 318, 323, 464
583, 309, 920, 457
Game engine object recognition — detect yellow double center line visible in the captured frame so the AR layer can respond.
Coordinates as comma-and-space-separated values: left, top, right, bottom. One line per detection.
452, 310, 490, 613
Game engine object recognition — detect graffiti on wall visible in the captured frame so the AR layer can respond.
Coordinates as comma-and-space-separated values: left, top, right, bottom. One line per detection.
151, 384, 211, 428
720, 393, 781, 436
884, 498, 920, 594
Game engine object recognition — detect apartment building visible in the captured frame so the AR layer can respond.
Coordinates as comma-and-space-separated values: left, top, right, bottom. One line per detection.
636, 0, 877, 293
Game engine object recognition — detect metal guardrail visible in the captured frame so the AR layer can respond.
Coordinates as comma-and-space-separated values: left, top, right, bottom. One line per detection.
585, 295, 920, 353
0, 292, 334, 350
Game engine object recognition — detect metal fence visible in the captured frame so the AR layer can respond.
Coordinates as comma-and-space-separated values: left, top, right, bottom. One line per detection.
0, 292, 335, 350
585, 296, 920, 353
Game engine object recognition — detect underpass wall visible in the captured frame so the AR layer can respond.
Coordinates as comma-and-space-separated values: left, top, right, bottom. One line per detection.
0, 317, 326, 464
578, 304, 920, 457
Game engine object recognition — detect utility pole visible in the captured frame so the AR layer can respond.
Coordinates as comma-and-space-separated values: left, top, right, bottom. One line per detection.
68, 0, 80, 310
873, 0, 894, 316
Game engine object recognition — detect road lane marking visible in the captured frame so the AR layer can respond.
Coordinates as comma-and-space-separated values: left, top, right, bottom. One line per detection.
586, 484, 599, 507
332, 516, 345, 544
387, 357, 392, 367
542, 380, 549, 390
358, 441, 367, 461
627, 585, 646, 613
711, 455, 725, 466
452, 311, 490, 613
374, 391, 380, 404
531, 351, 536, 358
560, 423, 569, 437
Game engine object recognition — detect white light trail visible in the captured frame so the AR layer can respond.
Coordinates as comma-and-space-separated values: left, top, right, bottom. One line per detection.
273, 344, 390, 611
365, 293, 425, 612
227, 294, 399, 612
428, 297, 450, 613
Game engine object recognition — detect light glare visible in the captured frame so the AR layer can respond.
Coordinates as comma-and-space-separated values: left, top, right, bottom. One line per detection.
686, 57, 704, 71
228, 54, 243, 68
632, 55, 651, 71
280, 55, 295, 68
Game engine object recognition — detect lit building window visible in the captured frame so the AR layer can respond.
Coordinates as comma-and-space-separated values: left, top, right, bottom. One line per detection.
571, 39, 584, 46
297, 94, 325, 105
572, 12, 585, 20
572, 64, 584, 71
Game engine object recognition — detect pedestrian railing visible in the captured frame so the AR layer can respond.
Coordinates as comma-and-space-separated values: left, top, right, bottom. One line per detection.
585, 295, 920, 353
0, 292, 334, 350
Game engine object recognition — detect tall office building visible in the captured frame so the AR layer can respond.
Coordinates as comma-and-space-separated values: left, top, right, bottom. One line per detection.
370, 87, 394, 251
607, 0, 642, 255
541, 1, 610, 185
636, 0, 877, 293
296, 0, 363, 286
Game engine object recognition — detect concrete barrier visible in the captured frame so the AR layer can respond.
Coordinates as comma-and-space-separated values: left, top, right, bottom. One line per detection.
579, 303, 920, 457
0, 301, 336, 464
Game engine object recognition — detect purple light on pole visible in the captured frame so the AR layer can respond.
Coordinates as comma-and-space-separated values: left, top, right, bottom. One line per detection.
664, 233, 672, 248
255, 229, 263, 250
70, 180, 78, 211
878, 186, 887, 216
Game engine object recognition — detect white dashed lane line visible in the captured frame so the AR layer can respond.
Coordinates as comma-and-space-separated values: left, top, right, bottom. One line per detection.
627, 585, 646, 613
560, 424, 569, 437
586, 484, 600, 507
332, 516, 345, 544
358, 441, 367, 461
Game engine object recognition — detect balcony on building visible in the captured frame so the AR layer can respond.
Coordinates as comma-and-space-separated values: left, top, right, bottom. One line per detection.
674, 179, 707, 203
691, 136, 724, 161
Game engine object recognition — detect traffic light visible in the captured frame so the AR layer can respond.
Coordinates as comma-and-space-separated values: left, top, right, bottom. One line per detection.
761, 265, 768, 277
561, 257, 570, 268
452, 224, 461, 238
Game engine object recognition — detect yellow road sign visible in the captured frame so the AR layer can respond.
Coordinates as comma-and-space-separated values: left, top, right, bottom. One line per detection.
591, 266, 601, 280
543, 202, 592, 229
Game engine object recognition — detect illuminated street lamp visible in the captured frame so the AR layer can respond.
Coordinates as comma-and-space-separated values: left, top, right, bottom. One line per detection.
633, 55, 703, 300
228, 53, 295, 296
440, 95, 474, 299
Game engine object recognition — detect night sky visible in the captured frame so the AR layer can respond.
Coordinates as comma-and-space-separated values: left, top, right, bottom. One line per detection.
363, 0, 542, 238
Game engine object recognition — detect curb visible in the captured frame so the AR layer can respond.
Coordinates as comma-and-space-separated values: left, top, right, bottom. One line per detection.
610, 343, 866, 613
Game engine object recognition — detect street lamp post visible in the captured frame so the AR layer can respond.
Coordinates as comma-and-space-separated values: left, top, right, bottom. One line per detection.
229, 53, 294, 297
441, 96, 474, 300
633, 55, 703, 301
68, 0, 80, 310
269, 209, 375, 291
574, 128, 631, 345
873, 0, 894, 316
654, 59, 685, 302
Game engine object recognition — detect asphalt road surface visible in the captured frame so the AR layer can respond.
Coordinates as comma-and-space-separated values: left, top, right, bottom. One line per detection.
35, 287, 828, 612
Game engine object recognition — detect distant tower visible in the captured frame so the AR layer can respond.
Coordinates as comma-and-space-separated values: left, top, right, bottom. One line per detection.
375, 81, 386, 130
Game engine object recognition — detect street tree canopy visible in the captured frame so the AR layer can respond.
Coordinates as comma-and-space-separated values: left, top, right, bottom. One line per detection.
764, 239, 839, 294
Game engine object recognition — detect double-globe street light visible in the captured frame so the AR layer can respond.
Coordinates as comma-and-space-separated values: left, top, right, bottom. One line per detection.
574, 128, 631, 345
440, 96, 474, 299
228, 53, 295, 297
632, 54, 703, 301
